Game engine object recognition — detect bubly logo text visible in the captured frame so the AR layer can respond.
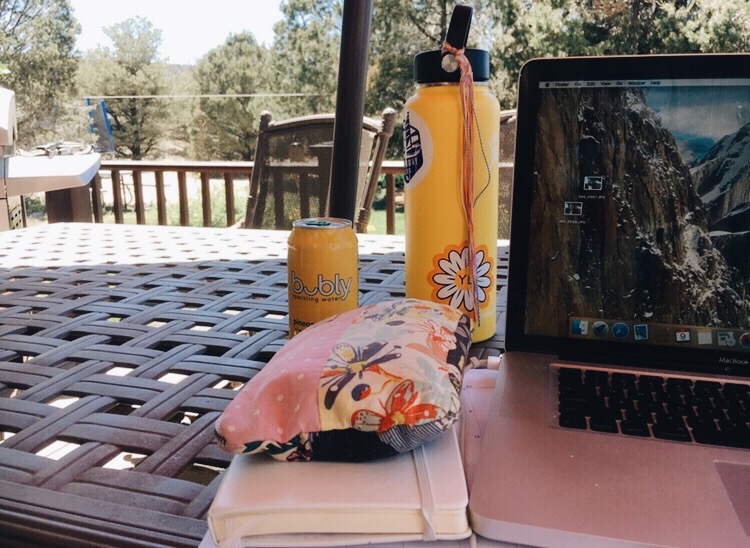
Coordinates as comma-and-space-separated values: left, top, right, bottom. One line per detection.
290, 272, 352, 300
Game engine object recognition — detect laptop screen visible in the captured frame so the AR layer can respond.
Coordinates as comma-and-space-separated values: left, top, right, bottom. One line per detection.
506, 55, 750, 373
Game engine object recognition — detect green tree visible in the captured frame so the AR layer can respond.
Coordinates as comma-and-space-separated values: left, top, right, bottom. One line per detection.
367, 0, 442, 121
663, 0, 750, 52
191, 32, 270, 161
77, 17, 174, 159
268, 0, 339, 117
0, 0, 80, 147
489, 0, 750, 107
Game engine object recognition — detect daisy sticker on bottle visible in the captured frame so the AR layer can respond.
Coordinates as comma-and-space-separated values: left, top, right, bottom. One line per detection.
429, 243, 493, 314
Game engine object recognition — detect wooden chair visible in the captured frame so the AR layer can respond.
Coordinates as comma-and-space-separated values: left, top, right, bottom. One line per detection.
242, 108, 396, 233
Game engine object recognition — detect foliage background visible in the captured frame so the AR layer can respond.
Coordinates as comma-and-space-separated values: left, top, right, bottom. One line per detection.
1, 0, 749, 159
0, 0, 81, 145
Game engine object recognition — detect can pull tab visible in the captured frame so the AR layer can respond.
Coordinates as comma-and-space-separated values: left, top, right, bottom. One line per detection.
441, 4, 473, 73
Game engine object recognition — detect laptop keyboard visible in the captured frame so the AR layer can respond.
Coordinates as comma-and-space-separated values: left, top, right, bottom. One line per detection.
557, 366, 750, 449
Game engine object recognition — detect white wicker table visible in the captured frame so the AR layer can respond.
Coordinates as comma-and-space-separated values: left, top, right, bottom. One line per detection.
0, 223, 507, 546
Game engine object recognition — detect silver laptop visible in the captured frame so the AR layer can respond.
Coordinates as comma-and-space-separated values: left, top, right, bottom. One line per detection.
469, 54, 750, 547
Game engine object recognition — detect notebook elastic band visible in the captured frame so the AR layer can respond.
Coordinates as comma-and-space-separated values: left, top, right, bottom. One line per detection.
413, 443, 438, 541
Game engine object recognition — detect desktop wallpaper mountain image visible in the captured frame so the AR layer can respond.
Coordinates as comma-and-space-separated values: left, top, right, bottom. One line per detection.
525, 86, 749, 337
691, 122, 750, 301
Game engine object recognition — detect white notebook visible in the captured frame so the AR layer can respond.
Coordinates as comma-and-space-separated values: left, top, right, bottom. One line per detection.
208, 426, 471, 547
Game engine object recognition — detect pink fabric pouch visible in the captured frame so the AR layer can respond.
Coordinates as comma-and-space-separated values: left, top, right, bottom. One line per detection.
214, 298, 472, 462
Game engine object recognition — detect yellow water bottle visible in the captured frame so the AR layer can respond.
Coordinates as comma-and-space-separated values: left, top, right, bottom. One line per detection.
403, 4, 499, 342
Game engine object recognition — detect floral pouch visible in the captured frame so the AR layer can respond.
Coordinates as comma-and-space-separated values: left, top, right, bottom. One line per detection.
214, 298, 472, 461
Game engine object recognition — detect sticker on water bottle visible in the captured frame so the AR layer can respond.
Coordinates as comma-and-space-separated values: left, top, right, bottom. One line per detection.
429, 242, 494, 314
403, 110, 433, 189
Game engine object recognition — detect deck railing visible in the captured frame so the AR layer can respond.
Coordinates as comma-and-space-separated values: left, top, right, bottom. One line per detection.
44, 111, 516, 237
49, 111, 516, 237
89, 159, 406, 235
93, 160, 254, 228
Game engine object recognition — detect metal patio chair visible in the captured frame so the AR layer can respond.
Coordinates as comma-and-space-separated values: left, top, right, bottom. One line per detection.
242, 108, 396, 233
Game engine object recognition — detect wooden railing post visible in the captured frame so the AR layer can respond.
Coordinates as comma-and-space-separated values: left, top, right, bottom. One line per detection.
92, 174, 104, 223
155, 171, 167, 225
200, 171, 211, 227
177, 171, 189, 226
224, 173, 235, 227
112, 169, 124, 224
132, 170, 145, 224
385, 173, 396, 236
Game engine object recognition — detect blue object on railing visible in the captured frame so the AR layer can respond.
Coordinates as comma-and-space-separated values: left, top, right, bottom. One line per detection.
86, 98, 115, 154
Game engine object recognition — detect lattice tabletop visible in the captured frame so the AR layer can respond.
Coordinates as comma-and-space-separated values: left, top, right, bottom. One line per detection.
0, 223, 508, 547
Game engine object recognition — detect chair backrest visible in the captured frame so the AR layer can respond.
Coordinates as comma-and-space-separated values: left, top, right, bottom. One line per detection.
243, 108, 396, 232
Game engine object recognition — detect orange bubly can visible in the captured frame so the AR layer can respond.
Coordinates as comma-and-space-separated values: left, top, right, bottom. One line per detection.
287, 217, 359, 337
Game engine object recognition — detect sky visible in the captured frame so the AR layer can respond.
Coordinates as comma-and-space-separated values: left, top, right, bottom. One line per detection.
646, 86, 750, 143
69, 0, 284, 65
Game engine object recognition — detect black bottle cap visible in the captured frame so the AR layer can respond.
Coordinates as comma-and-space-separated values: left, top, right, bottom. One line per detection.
414, 48, 490, 84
